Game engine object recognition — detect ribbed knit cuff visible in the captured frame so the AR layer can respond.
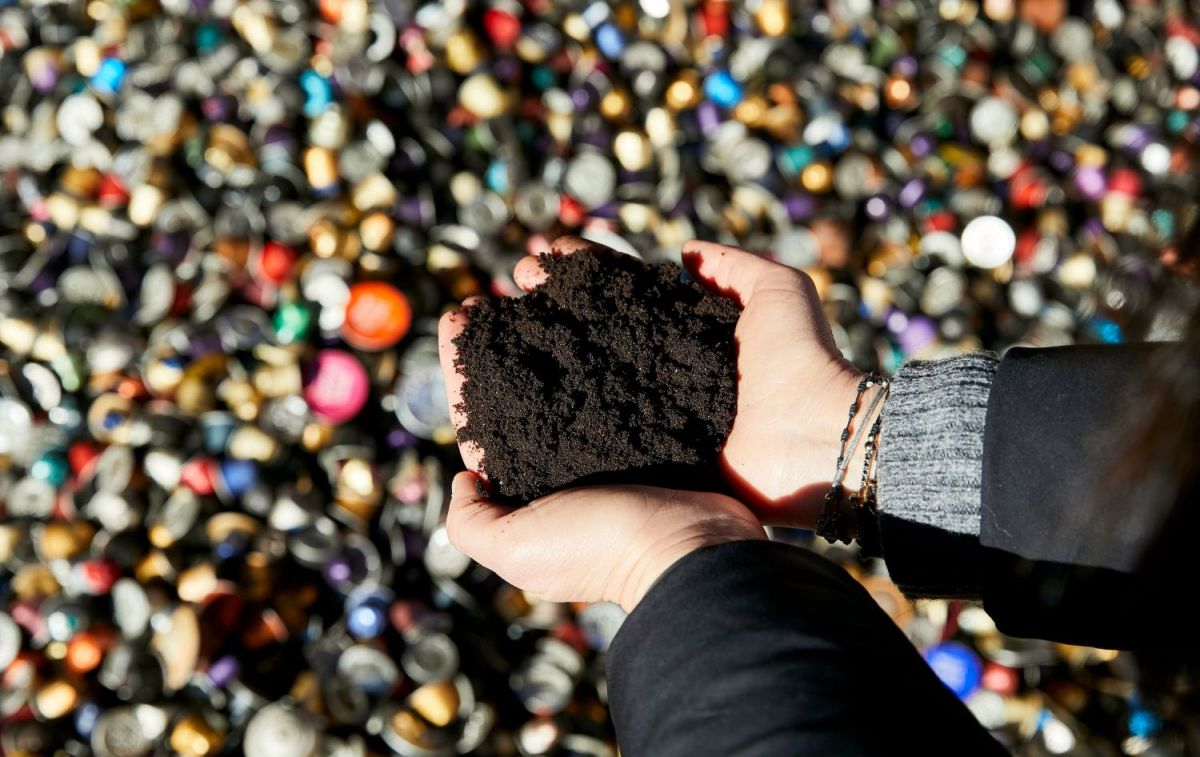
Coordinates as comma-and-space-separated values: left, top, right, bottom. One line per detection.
876, 353, 998, 537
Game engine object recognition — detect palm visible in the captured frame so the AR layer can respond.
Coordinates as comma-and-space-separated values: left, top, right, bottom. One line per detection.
438, 237, 859, 530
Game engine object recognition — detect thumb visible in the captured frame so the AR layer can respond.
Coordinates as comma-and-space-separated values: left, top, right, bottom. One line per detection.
445, 472, 516, 566
681, 239, 816, 309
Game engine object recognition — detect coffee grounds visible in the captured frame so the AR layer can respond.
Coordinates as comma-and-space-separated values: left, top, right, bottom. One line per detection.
453, 245, 740, 504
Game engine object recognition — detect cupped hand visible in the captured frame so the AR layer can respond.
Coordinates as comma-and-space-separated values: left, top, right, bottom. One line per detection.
504, 237, 865, 529
444, 471, 765, 612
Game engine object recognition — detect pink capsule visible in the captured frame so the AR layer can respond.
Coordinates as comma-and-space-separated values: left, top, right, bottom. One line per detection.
303, 350, 369, 424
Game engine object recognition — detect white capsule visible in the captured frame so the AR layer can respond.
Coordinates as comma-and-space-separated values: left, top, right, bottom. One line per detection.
961, 215, 1016, 269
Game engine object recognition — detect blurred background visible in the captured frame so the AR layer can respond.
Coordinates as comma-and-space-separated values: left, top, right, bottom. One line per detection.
1, 0, 1198, 754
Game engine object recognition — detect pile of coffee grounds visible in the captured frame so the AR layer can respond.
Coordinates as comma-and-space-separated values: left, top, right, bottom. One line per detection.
453, 244, 740, 504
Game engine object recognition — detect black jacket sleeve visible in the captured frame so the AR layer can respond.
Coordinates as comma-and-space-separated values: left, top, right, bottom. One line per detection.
879, 344, 1191, 650
605, 540, 1006, 757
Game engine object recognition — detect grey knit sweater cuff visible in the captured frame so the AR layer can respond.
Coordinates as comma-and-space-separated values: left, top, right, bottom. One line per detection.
877, 353, 999, 537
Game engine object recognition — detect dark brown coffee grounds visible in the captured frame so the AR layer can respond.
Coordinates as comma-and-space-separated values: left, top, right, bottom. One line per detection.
453, 244, 740, 504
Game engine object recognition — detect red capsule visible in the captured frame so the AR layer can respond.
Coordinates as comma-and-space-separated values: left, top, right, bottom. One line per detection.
97, 173, 129, 208
1107, 168, 1142, 197
68, 441, 102, 480
981, 661, 1020, 696
558, 194, 585, 227
73, 558, 121, 595
181, 457, 216, 496
483, 8, 521, 49
256, 241, 297, 286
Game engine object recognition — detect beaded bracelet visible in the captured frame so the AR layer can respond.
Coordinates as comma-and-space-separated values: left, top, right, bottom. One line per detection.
815, 373, 890, 545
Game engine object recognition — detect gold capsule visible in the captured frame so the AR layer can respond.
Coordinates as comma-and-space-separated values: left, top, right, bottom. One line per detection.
665, 72, 701, 111
445, 29, 485, 74
755, 0, 789, 36
600, 89, 632, 121
800, 162, 833, 193
410, 680, 460, 728
36, 521, 95, 562
360, 210, 396, 252
304, 146, 339, 192
33, 679, 78, 720
169, 713, 225, 757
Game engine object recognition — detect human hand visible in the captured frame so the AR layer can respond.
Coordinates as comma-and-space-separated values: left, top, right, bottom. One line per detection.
503, 237, 867, 529
443, 471, 765, 612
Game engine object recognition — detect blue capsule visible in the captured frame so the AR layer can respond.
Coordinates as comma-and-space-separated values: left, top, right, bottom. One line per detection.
219, 458, 258, 497
486, 160, 510, 193
923, 642, 982, 700
300, 70, 334, 118
92, 58, 126, 95
704, 70, 743, 109
595, 23, 626, 59
1129, 706, 1163, 738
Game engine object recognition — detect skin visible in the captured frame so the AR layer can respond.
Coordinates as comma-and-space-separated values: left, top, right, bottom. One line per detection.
437, 238, 870, 612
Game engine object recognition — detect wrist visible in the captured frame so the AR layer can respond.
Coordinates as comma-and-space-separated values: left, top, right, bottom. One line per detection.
615, 519, 767, 612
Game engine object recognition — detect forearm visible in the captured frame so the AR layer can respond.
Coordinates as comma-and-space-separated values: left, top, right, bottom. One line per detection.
606, 540, 1003, 756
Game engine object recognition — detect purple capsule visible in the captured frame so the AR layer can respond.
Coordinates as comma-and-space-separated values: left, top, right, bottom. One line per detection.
207, 655, 240, 688
898, 179, 925, 209
1073, 166, 1107, 201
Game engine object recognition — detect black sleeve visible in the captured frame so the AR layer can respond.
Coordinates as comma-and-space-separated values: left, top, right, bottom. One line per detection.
977, 344, 1186, 650
605, 540, 1006, 757
876, 344, 1190, 650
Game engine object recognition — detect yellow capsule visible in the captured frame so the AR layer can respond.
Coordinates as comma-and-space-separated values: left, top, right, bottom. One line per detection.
410, 680, 460, 728
218, 378, 260, 421
613, 130, 653, 172
445, 30, 484, 74
46, 192, 80, 230
562, 13, 590, 42
644, 107, 676, 147
73, 38, 102, 77
459, 73, 510, 120
0, 316, 37, 356
352, 172, 398, 212
1019, 109, 1050, 141
755, 0, 790, 36
253, 363, 302, 398
232, 5, 276, 54
227, 425, 280, 462
128, 184, 166, 227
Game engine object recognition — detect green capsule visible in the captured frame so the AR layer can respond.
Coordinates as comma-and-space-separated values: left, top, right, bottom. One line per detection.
273, 301, 312, 344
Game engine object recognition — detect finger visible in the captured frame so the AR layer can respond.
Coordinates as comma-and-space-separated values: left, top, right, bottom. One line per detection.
512, 235, 614, 293
437, 307, 486, 473
681, 239, 812, 308
513, 256, 549, 292
445, 472, 516, 564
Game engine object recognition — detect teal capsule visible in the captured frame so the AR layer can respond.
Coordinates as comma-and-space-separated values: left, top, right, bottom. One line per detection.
31, 451, 70, 488
778, 144, 814, 177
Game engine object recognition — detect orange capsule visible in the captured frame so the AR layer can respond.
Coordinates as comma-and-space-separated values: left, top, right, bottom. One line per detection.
342, 281, 412, 351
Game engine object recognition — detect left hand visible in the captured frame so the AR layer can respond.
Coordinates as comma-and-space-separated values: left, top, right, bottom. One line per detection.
444, 471, 765, 612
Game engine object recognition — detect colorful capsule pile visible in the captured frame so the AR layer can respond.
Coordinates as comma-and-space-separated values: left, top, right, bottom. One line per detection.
1, 0, 1198, 754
